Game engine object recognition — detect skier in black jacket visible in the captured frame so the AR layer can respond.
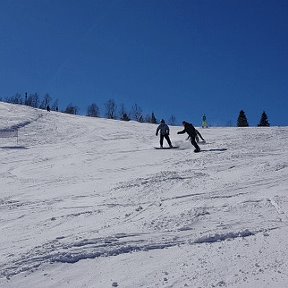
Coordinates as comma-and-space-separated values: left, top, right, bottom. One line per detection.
156, 119, 173, 148
177, 121, 204, 152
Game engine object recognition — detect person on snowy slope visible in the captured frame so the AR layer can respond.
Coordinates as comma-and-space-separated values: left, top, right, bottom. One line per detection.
177, 121, 204, 152
156, 119, 173, 148
195, 129, 206, 143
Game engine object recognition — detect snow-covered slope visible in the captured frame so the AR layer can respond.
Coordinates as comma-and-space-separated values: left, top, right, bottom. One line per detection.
1, 102, 288, 288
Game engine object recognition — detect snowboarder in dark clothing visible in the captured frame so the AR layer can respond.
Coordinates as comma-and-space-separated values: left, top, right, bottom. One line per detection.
156, 119, 173, 148
195, 129, 206, 143
177, 121, 204, 152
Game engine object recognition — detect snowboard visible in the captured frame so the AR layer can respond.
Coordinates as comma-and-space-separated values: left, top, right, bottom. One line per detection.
154, 146, 179, 150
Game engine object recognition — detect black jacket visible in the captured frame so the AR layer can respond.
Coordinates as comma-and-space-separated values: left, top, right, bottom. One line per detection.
178, 122, 197, 137
156, 123, 170, 136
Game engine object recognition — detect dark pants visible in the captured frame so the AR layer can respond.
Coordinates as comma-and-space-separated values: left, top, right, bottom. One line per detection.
160, 134, 172, 147
190, 136, 200, 152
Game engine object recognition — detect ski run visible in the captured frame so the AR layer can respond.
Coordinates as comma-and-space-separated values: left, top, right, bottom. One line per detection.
1, 102, 288, 288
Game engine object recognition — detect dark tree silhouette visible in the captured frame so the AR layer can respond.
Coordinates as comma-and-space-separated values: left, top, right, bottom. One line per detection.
119, 104, 130, 121
168, 115, 176, 125
87, 103, 100, 117
151, 112, 157, 124
130, 104, 143, 122
145, 112, 157, 123
138, 115, 144, 123
105, 99, 117, 119
51, 99, 59, 111
237, 110, 249, 127
39, 94, 52, 110
145, 114, 151, 123
6, 93, 23, 104
26, 93, 40, 108
64, 104, 78, 115
121, 113, 130, 121
258, 111, 270, 127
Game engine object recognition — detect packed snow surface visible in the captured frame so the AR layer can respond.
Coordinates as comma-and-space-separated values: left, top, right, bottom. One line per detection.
1, 102, 288, 288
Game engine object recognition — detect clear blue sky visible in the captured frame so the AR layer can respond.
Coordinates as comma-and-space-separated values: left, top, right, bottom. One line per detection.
0, 0, 287, 126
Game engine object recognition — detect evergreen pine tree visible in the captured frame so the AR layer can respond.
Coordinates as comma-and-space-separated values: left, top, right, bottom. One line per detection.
121, 113, 130, 121
258, 111, 270, 127
237, 110, 249, 127
151, 112, 157, 124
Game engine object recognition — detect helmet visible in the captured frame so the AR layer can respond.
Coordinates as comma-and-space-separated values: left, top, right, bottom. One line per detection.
160, 119, 165, 123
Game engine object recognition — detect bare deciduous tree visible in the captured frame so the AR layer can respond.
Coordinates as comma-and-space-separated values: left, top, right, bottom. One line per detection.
51, 99, 59, 111
6, 93, 23, 104
168, 115, 176, 125
87, 103, 100, 117
26, 93, 39, 108
119, 104, 130, 121
105, 99, 117, 119
39, 94, 52, 110
130, 103, 143, 122
64, 103, 78, 115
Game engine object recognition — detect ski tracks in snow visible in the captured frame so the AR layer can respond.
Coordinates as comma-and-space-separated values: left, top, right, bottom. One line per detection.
1, 105, 288, 287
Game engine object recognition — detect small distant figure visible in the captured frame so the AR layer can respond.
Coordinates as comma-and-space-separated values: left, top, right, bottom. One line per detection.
156, 119, 173, 148
47, 105, 50, 112
202, 114, 208, 128
177, 121, 205, 152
